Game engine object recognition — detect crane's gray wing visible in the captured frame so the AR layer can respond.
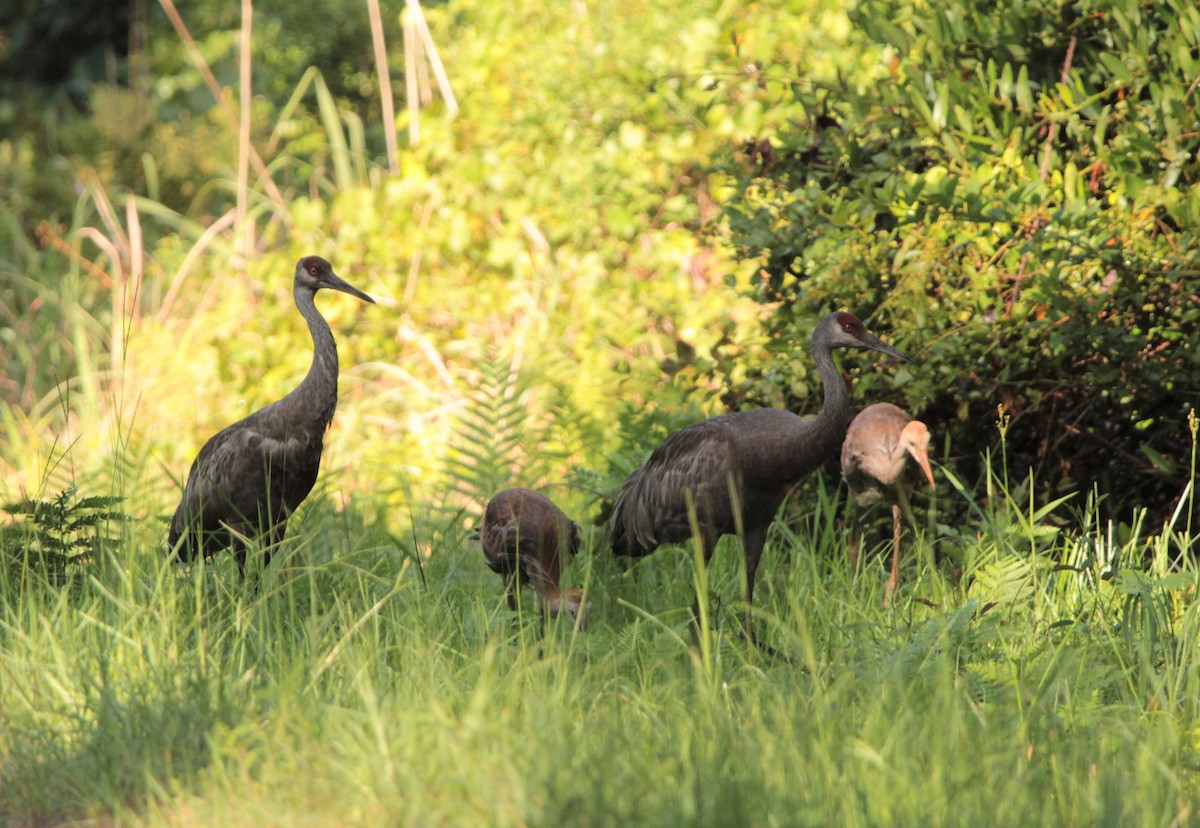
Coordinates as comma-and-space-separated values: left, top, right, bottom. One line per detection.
171, 416, 322, 540
608, 417, 737, 555
171, 424, 273, 538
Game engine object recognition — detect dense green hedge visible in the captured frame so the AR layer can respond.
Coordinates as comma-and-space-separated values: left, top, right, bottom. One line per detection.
716, 0, 1200, 528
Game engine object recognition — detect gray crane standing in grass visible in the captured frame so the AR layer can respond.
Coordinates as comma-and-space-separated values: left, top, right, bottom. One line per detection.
841, 402, 935, 603
168, 256, 375, 576
477, 488, 589, 630
607, 311, 915, 644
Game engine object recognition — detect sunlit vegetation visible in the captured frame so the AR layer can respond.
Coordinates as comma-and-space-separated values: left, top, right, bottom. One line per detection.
1, 0, 1198, 824
715, 0, 1200, 529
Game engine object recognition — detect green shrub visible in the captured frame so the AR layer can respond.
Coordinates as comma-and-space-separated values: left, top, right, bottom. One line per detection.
715, 0, 1200, 528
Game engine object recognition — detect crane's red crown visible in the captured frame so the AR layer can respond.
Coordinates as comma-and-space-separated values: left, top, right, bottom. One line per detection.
298, 255, 330, 278
834, 312, 865, 336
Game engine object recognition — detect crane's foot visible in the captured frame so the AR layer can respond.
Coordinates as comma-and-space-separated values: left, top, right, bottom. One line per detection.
748, 631, 785, 660
847, 532, 862, 572
883, 586, 897, 608
746, 627, 798, 663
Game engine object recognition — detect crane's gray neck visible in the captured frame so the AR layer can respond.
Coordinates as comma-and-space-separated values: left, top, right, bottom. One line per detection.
291, 285, 340, 428
811, 341, 850, 435
781, 333, 850, 469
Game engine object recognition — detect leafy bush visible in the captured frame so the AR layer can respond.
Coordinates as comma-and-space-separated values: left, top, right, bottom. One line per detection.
715, 0, 1200, 528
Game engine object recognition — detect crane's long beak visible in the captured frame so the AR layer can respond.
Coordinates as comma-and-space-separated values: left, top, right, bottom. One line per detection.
325, 271, 376, 304
863, 332, 916, 364
908, 446, 936, 487
900, 421, 935, 486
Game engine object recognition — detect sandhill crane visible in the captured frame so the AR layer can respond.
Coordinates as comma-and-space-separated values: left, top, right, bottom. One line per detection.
841, 402, 935, 602
477, 488, 588, 630
168, 256, 375, 576
608, 311, 914, 644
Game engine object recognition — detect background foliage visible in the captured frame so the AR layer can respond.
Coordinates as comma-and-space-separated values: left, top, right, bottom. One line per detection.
715, 0, 1200, 529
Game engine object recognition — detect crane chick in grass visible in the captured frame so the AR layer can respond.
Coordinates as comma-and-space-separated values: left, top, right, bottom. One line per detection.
608, 311, 915, 646
168, 256, 375, 577
841, 402, 936, 603
477, 488, 589, 631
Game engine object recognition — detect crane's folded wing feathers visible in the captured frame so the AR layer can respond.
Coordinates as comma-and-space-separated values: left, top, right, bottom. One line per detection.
174, 417, 324, 535
609, 418, 736, 553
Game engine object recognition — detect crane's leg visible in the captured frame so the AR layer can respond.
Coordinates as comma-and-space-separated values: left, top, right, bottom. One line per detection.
503, 570, 520, 612
260, 513, 290, 574
233, 539, 248, 580
499, 573, 523, 631
741, 524, 770, 647
688, 532, 719, 641
885, 503, 902, 605
847, 508, 862, 571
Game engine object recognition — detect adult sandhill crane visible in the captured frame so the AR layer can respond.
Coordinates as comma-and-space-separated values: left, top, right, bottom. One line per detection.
478, 488, 588, 630
608, 311, 914, 644
168, 256, 375, 576
841, 402, 935, 603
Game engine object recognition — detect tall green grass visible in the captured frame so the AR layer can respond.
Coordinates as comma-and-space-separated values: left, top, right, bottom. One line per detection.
2, 433, 1198, 826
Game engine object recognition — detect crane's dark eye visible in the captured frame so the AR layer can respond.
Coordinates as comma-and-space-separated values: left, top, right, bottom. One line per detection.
308, 266, 318, 276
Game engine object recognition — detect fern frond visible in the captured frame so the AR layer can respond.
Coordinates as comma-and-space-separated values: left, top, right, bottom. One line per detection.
0, 485, 127, 588
443, 347, 587, 519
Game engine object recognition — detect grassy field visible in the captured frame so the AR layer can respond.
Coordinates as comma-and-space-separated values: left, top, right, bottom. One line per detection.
2, 445, 1198, 826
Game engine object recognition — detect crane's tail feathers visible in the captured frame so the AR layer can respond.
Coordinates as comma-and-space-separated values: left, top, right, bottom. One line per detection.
606, 522, 653, 558
167, 527, 193, 563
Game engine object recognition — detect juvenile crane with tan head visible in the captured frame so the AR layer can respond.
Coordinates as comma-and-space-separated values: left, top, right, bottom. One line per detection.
478, 488, 588, 630
608, 311, 915, 645
841, 402, 935, 603
168, 256, 375, 576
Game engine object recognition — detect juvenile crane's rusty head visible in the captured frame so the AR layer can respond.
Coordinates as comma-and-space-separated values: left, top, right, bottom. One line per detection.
549, 587, 591, 631
899, 420, 936, 487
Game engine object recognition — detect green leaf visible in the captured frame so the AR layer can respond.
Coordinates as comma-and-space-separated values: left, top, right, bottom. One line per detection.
1015, 65, 1034, 113
1139, 444, 1178, 474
